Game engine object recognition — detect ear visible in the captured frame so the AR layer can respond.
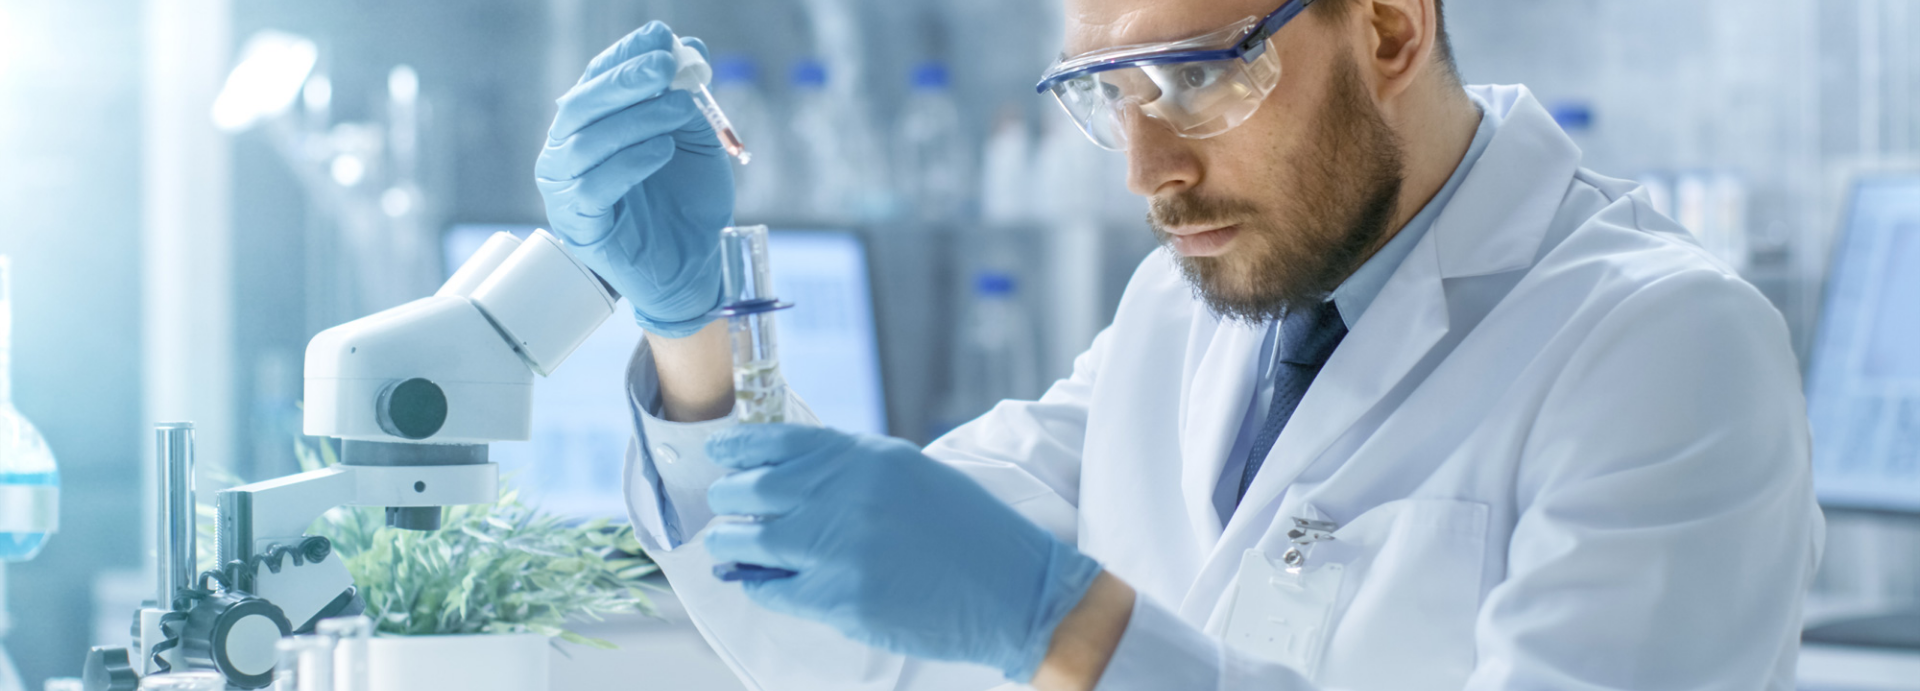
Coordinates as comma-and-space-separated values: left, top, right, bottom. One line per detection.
1360, 0, 1441, 100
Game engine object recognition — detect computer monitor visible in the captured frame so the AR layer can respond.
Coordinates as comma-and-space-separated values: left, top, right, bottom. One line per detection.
1806, 175, 1920, 514
442, 225, 888, 517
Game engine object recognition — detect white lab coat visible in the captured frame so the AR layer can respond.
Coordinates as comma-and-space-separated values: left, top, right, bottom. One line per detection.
622, 84, 1823, 691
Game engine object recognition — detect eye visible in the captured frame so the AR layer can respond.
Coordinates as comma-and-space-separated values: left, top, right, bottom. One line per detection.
1178, 64, 1222, 89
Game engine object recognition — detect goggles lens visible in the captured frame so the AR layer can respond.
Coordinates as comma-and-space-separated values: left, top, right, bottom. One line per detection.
1047, 42, 1282, 151
1039, 0, 1316, 151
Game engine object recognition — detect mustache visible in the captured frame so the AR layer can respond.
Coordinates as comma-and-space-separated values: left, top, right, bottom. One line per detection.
1147, 193, 1263, 233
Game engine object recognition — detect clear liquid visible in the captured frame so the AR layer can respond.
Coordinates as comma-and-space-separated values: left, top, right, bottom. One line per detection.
733, 359, 787, 424
0, 472, 55, 562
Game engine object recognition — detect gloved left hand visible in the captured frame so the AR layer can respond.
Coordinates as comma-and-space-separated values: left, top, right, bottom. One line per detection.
704, 425, 1103, 682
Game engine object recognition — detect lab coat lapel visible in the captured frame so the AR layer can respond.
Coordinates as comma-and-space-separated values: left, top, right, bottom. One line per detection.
1176, 315, 1266, 545
1176, 85, 1582, 620
1172, 224, 1455, 624
1227, 237, 1452, 541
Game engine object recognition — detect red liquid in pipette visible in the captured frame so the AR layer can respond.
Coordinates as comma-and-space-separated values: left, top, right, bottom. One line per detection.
691, 84, 752, 165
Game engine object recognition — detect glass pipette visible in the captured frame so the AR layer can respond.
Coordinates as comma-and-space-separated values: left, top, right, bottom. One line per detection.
669, 35, 752, 166
689, 84, 751, 165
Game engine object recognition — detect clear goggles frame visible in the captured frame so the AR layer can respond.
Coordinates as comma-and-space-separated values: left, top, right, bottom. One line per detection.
1036, 0, 1312, 151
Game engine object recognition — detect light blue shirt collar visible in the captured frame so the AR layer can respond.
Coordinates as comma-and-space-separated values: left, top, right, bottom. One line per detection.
1330, 91, 1498, 329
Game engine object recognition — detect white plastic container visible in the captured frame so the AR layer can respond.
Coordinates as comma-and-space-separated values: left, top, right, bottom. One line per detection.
365, 633, 549, 691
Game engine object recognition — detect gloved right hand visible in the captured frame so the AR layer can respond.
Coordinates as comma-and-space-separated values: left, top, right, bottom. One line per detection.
535, 21, 734, 338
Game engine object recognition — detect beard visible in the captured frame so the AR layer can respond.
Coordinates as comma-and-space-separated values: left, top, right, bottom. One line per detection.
1148, 56, 1406, 325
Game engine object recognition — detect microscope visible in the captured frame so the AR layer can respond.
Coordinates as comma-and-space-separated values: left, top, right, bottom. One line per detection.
89, 230, 615, 690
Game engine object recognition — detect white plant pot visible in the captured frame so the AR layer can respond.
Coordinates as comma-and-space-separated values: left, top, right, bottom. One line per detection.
366, 633, 549, 691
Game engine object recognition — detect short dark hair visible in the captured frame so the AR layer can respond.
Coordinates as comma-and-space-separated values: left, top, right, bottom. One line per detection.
1309, 0, 1459, 81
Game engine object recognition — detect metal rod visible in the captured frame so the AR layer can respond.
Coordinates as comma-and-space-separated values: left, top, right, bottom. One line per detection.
155, 423, 196, 609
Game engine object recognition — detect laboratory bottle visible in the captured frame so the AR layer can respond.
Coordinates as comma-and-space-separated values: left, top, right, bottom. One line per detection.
785, 59, 893, 223
0, 256, 58, 563
931, 270, 1041, 439
979, 110, 1036, 227
786, 59, 853, 223
712, 55, 782, 221
893, 61, 973, 224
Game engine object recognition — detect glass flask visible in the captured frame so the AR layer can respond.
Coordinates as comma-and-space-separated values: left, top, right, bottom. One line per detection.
0, 256, 59, 562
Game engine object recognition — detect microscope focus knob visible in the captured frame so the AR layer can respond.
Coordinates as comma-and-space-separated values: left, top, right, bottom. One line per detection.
180, 591, 292, 689
376, 378, 447, 440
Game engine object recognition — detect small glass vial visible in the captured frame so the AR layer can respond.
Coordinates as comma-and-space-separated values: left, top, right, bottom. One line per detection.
272, 635, 334, 691
315, 616, 372, 691
138, 671, 225, 691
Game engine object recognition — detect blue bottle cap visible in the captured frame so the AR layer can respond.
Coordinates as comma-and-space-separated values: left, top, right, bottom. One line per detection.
974, 271, 1016, 296
791, 59, 828, 89
910, 61, 950, 90
1547, 101, 1594, 132
713, 55, 758, 86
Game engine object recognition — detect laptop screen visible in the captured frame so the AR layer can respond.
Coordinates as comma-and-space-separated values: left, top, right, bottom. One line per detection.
442, 225, 888, 518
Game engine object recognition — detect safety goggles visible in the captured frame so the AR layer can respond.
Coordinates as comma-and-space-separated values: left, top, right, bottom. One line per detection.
1035, 0, 1315, 151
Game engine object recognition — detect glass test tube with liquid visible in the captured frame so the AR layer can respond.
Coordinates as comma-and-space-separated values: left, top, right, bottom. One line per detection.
710, 225, 800, 583
718, 225, 790, 423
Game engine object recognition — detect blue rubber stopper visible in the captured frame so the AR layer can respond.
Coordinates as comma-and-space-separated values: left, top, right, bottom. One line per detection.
790, 59, 827, 89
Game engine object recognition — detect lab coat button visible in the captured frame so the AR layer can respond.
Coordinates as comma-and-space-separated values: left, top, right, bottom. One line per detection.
653, 444, 679, 464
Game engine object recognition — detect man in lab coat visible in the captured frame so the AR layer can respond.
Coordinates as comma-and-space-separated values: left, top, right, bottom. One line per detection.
534, 0, 1823, 689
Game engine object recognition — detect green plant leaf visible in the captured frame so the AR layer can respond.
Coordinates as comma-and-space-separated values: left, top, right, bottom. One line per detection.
206, 434, 666, 647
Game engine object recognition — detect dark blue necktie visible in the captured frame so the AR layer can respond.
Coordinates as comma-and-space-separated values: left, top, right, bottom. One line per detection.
1236, 299, 1349, 507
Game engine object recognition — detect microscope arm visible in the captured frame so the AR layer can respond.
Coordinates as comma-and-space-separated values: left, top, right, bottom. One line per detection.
220, 466, 356, 551
216, 460, 500, 630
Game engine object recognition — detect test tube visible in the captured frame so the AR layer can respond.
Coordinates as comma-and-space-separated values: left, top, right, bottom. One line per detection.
719, 225, 787, 423
711, 225, 798, 583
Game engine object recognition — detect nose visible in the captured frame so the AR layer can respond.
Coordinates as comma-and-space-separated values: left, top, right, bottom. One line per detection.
1124, 111, 1201, 198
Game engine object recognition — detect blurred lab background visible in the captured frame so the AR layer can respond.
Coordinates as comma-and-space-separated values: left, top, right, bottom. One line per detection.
3, 0, 1920, 688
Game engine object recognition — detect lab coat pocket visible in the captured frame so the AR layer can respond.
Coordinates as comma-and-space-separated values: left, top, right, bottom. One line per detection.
1317, 498, 1489, 691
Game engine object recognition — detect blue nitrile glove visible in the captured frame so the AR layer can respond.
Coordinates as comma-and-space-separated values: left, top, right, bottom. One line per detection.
535, 21, 732, 338
704, 425, 1103, 682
